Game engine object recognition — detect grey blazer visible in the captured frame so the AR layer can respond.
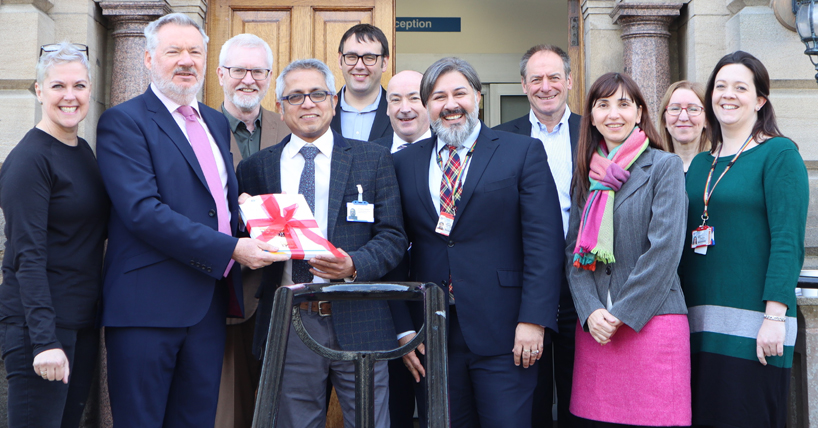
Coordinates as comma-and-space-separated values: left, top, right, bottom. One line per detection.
565, 147, 688, 332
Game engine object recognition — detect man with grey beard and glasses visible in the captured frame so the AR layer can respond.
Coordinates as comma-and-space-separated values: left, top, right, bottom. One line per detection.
214, 33, 290, 428
96, 13, 282, 428
389, 57, 565, 428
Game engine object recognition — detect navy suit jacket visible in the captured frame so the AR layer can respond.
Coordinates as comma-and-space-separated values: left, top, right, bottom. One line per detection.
392, 123, 565, 357
235, 131, 408, 357
493, 112, 581, 166
96, 87, 243, 328
331, 86, 393, 141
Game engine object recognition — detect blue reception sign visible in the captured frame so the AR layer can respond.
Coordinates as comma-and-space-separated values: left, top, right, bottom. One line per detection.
396, 17, 461, 32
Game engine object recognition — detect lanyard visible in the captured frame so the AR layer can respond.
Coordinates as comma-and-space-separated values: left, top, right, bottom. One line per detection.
437, 141, 477, 214
700, 134, 753, 224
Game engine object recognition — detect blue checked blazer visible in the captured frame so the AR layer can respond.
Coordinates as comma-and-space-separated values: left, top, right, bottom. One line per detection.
236, 130, 408, 357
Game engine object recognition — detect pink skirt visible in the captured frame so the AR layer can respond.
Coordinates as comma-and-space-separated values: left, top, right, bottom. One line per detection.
570, 314, 691, 426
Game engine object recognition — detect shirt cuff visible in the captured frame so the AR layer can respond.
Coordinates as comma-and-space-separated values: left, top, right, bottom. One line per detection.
397, 330, 416, 340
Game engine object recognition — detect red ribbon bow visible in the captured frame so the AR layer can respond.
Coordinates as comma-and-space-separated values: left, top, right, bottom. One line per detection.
245, 195, 343, 260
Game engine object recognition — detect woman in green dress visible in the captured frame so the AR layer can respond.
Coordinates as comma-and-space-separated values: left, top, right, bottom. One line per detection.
680, 51, 808, 428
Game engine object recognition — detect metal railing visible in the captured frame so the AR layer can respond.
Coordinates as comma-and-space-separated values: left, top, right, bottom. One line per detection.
251, 282, 449, 428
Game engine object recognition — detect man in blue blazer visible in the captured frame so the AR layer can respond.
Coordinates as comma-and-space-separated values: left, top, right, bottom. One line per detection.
96, 14, 281, 428
330, 24, 393, 141
391, 57, 565, 428
493, 44, 581, 428
236, 58, 407, 428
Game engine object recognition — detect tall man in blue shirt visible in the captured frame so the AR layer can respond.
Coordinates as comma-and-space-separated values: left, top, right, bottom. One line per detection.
330, 23, 393, 141
494, 44, 580, 428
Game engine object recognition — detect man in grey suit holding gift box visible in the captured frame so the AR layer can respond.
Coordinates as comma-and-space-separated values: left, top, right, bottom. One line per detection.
235, 58, 407, 428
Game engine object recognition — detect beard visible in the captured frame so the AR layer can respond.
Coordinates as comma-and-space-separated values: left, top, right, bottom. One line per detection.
151, 65, 204, 105
430, 104, 479, 147
229, 85, 264, 112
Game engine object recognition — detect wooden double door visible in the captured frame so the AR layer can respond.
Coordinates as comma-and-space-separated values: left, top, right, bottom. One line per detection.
205, 0, 394, 111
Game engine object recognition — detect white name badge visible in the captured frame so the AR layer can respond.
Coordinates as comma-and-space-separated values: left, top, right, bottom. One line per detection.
435, 212, 454, 236
347, 202, 374, 223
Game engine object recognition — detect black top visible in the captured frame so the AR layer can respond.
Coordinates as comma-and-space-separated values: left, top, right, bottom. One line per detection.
0, 128, 109, 356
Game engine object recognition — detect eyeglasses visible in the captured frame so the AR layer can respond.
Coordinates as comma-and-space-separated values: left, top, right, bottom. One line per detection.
666, 104, 704, 117
342, 53, 382, 66
280, 91, 333, 106
223, 67, 271, 81
39, 43, 89, 58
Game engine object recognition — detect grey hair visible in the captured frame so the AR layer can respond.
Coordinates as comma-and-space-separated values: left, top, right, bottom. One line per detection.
420, 57, 481, 106
144, 13, 209, 58
519, 44, 571, 79
219, 33, 273, 69
275, 58, 335, 101
36, 41, 90, 85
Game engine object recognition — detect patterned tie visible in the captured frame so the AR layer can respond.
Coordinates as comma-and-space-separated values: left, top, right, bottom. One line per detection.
396, 142, 410, 152
177, 105, 234, 276
292, 145, 321, 284
439, 144, 461, 216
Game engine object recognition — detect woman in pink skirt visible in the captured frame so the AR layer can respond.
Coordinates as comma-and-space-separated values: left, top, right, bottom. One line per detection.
565, 72, 691, 427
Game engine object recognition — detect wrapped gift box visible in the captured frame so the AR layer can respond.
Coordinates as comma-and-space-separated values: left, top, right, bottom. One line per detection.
240, 194, 342, 260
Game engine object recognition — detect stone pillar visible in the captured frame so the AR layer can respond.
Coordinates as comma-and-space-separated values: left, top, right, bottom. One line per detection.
610, 2, 682, 121
98, 1, 170, 106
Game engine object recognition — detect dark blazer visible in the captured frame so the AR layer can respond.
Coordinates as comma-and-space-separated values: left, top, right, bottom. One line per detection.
565, 147, 688, 332
228, 106, 291, 324
331, 86, 393, 141
236, 131, 408, 356
392, 124, 565, 357
96, 87, 243, 328
493, 111, 581, 166
370, 134, 393, 151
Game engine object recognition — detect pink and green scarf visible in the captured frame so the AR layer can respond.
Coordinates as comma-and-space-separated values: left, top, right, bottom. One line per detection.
573, 127, 649, 271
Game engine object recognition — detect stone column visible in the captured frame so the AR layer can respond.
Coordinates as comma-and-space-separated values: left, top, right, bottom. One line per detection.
98, 1, 171, 106
610, 2, 683, 121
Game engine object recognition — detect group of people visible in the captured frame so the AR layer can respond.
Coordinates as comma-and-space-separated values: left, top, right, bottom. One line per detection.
0, 10, 806, 428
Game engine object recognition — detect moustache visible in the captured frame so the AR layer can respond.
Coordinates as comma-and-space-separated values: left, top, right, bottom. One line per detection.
174, 67, 198, 77
439, 107, 467, 119
395, 112, 418, 120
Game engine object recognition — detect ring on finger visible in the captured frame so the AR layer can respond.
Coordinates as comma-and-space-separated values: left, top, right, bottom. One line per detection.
532, 350, 539, 355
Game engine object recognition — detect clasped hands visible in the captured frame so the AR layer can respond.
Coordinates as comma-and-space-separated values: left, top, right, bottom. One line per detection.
232, 193, 354, 279
588, 308, 623, 345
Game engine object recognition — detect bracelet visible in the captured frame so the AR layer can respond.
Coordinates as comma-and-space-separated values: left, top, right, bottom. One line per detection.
763, 314, 786, 322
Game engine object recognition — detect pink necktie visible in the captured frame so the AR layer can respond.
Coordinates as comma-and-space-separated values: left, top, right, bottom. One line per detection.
178, 105, 235, 276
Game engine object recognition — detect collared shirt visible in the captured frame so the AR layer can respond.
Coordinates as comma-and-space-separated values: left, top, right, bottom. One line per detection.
339, 86, 382, 141
428, 123, 482, 214
222, 105, 263, 160
529, 108, 573, 237
391, 129, 432, 154
279, 129, 334, 286
150, 84, 230, 221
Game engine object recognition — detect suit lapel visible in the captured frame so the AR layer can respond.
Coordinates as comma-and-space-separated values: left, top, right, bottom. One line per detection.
327, 132, 352, 241
368, 87, 391, 140
413, 136, 440, 223
569, 113, 581, 168
614, 147, 652, 210
265, 137, 287, 195
330, 90, 343, 135
260, 106, 288, 150
451, 124, 500, 230
516, 116, 532, 136
145, 90, 210, 193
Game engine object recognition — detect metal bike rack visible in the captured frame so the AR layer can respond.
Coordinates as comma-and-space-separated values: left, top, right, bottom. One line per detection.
251, 282, 449, 428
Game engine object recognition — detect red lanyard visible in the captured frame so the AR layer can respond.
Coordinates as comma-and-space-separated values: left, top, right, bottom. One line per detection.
700, 134, 753, 225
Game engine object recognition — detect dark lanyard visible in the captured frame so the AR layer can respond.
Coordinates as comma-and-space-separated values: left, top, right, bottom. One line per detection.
700, 134, 753, 225
437, 141, 477, 214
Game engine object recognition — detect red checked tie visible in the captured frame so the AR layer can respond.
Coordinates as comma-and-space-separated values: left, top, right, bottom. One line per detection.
439, 144, 461, 216
178, 105, 234, 276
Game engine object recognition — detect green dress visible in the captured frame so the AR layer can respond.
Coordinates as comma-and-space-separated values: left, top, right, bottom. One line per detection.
680, 137, 808, 428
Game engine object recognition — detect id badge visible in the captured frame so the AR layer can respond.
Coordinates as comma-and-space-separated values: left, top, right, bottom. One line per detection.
435, 212, 454, 236
692, 226, 714, 255
347, 202, 374, 223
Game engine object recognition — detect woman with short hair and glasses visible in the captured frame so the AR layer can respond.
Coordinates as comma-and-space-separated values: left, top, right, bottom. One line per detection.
659, 81, 711, 172
0, 41, 109, 428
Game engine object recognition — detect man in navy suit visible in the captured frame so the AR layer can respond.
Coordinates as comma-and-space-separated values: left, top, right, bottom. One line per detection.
96, 13, 281, 428
391, 57, 565, 427
236, 58, 407, 428
330, 24, 393, 141
493, 44, 580, 428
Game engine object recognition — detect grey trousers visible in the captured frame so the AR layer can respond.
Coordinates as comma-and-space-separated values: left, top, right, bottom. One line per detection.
275, 309, 390, 428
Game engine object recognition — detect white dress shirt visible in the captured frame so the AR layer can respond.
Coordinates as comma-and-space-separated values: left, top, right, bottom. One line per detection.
391, 129, 432, 154
278, 129, 335, 286
529, 108, 573, 237
428, 123, 482, 214
151, 84, 230, 221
